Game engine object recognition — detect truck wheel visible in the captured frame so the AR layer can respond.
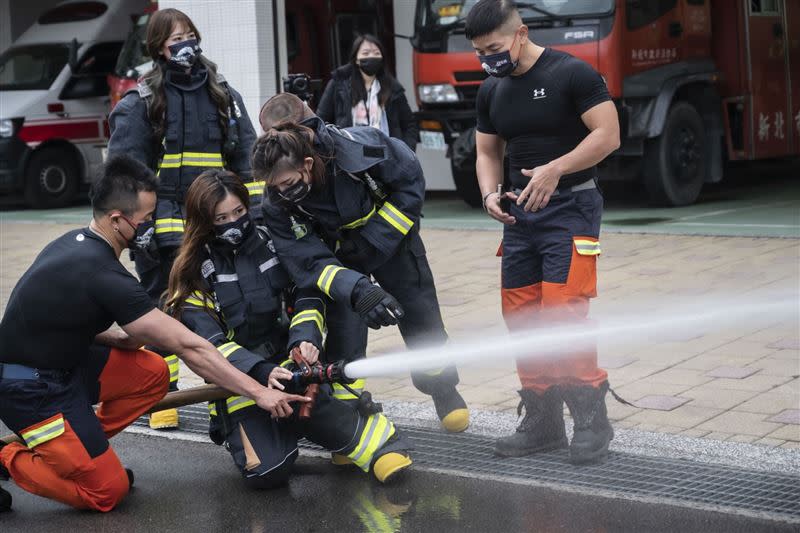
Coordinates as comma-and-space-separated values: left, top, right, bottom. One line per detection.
450, 160, 482, 208
24, 147, 79, 209
643, 102, 706, 206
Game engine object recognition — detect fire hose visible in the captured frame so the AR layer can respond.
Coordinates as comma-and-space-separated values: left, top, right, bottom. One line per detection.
0, 359, 356, 446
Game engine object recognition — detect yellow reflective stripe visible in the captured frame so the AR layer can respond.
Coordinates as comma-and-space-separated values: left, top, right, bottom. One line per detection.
332, 383, 358, 401
218, 342, 242, 358
245, 181, 266, 196
158, 152, 224, 169
340, 206, 376, 230
21, 416, 66, 448
347, 414, 395, 471
181, 151, 222, 159
574, 239, 601, 255
316, 265, 345, 298
185, 297, 214, 310
208, 396, 256, 416
290, 310, 324, 335
226, 395, 256, 414
164, 354, 180, 382
349, 378, 365, 392
154, 217, 185, 235
377, 202, 413, 235
354, 492, 399, 533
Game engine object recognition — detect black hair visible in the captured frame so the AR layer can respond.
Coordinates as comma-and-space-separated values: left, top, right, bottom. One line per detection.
349, 34, 393, 107
464, 0, 519, 40
90, 155, 158, 217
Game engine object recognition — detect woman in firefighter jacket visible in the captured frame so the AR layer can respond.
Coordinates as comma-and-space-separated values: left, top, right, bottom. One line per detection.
107, 9, 258, 427
255, 94, 469, 433
165, 170, 412, 487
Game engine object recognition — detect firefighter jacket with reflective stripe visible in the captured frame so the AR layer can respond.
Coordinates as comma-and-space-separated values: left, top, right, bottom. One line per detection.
261, 117, 425, 303
178, 226, 325, 437
108, 66, 260, 248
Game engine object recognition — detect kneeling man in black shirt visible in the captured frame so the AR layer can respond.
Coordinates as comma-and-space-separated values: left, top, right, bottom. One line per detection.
0, 155, 309, 513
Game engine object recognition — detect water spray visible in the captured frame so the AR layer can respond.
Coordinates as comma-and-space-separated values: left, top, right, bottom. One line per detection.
342, 295, 798, 380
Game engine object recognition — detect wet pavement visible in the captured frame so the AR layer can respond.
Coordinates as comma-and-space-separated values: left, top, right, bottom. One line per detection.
0, 432, 796, 533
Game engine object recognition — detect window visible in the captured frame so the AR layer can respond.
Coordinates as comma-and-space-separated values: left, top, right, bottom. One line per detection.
0, 44, 70, 91
626, 0, 678, 31
60, 42, 123, 100
750, 0, 781, 15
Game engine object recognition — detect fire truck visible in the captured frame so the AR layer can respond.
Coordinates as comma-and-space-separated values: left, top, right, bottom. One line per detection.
412, 0, 799, 206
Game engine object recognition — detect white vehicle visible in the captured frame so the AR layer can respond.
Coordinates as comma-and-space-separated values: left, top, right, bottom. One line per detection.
0, 0, 148, 208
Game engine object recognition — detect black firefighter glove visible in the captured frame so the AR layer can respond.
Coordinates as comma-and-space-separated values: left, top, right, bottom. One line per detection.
352, 278, 404, 329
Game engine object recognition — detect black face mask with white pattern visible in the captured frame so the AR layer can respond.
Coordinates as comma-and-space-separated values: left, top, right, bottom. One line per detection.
214, 213, 253, 246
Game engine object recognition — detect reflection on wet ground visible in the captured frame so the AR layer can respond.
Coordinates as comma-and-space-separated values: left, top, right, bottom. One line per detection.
1, 433, 795, 533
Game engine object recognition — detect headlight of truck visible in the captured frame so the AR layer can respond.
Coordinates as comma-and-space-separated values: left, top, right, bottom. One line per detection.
418, 84, 459, 104
0, 119, 14, 138
0, 118, 22, 138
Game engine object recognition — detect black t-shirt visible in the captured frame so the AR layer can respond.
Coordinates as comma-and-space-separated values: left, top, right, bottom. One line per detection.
0, 228, 154, 370
476, 48, 611, 189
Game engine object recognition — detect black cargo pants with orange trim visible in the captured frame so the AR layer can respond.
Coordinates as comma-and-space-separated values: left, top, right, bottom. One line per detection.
500, 186, 608, 394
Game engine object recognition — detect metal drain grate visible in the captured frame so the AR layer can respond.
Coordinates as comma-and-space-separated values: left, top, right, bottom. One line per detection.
135, 406, 800, 521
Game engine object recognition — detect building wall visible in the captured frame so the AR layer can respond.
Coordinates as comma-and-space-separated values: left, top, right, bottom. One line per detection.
393, 0, 453, 190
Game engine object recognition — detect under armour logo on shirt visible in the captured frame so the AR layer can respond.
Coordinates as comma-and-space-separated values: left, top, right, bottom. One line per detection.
532, 88, 547, 99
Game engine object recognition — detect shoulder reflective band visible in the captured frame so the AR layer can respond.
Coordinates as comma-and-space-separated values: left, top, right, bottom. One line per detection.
340, 205, 376, 230
21, 414, 65, 448
317, 265, 345, 298
377, 202, 413, 235
290, 309, 325, 336
218, 341, 243, 359
347, 413, 396, 471
159, 152, 224, 169
155, 218, 185, 235
245, 180, 266, 197
574, 239, 601, 256
164, 354, 180, 383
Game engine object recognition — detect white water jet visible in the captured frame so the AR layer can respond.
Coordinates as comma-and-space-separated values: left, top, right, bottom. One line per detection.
343, 293, 799, 380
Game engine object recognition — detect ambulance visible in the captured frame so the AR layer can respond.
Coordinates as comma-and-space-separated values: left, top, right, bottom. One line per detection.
0, 0, 148, 208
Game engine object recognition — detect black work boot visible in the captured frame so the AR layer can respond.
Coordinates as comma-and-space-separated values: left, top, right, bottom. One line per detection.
494, 388, 568, 457
562, 381, 614, 465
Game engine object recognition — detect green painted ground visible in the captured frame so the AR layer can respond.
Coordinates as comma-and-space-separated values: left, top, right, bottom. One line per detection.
2, 162, 798, 238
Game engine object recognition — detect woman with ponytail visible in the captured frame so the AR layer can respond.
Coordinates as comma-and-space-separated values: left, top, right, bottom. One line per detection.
255, 94, 470, 434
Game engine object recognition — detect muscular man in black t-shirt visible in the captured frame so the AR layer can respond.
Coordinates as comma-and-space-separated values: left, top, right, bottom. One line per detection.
466, 0, 620, 465
0, 156, 309, 513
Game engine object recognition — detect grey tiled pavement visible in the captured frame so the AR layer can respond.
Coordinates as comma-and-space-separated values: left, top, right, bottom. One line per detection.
1, 219, 798, 449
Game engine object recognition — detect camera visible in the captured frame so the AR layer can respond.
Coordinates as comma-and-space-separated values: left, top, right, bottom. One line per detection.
282, 73, 322, 104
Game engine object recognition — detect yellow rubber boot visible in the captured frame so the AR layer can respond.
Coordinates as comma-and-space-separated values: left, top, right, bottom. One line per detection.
441, 408, 470, 433
372, 452, 412, 484
331, 453, 352, 466
149, 408, 179, 429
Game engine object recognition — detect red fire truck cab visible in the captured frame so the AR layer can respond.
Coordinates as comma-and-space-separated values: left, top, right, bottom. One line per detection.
413, 0, 799, 206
